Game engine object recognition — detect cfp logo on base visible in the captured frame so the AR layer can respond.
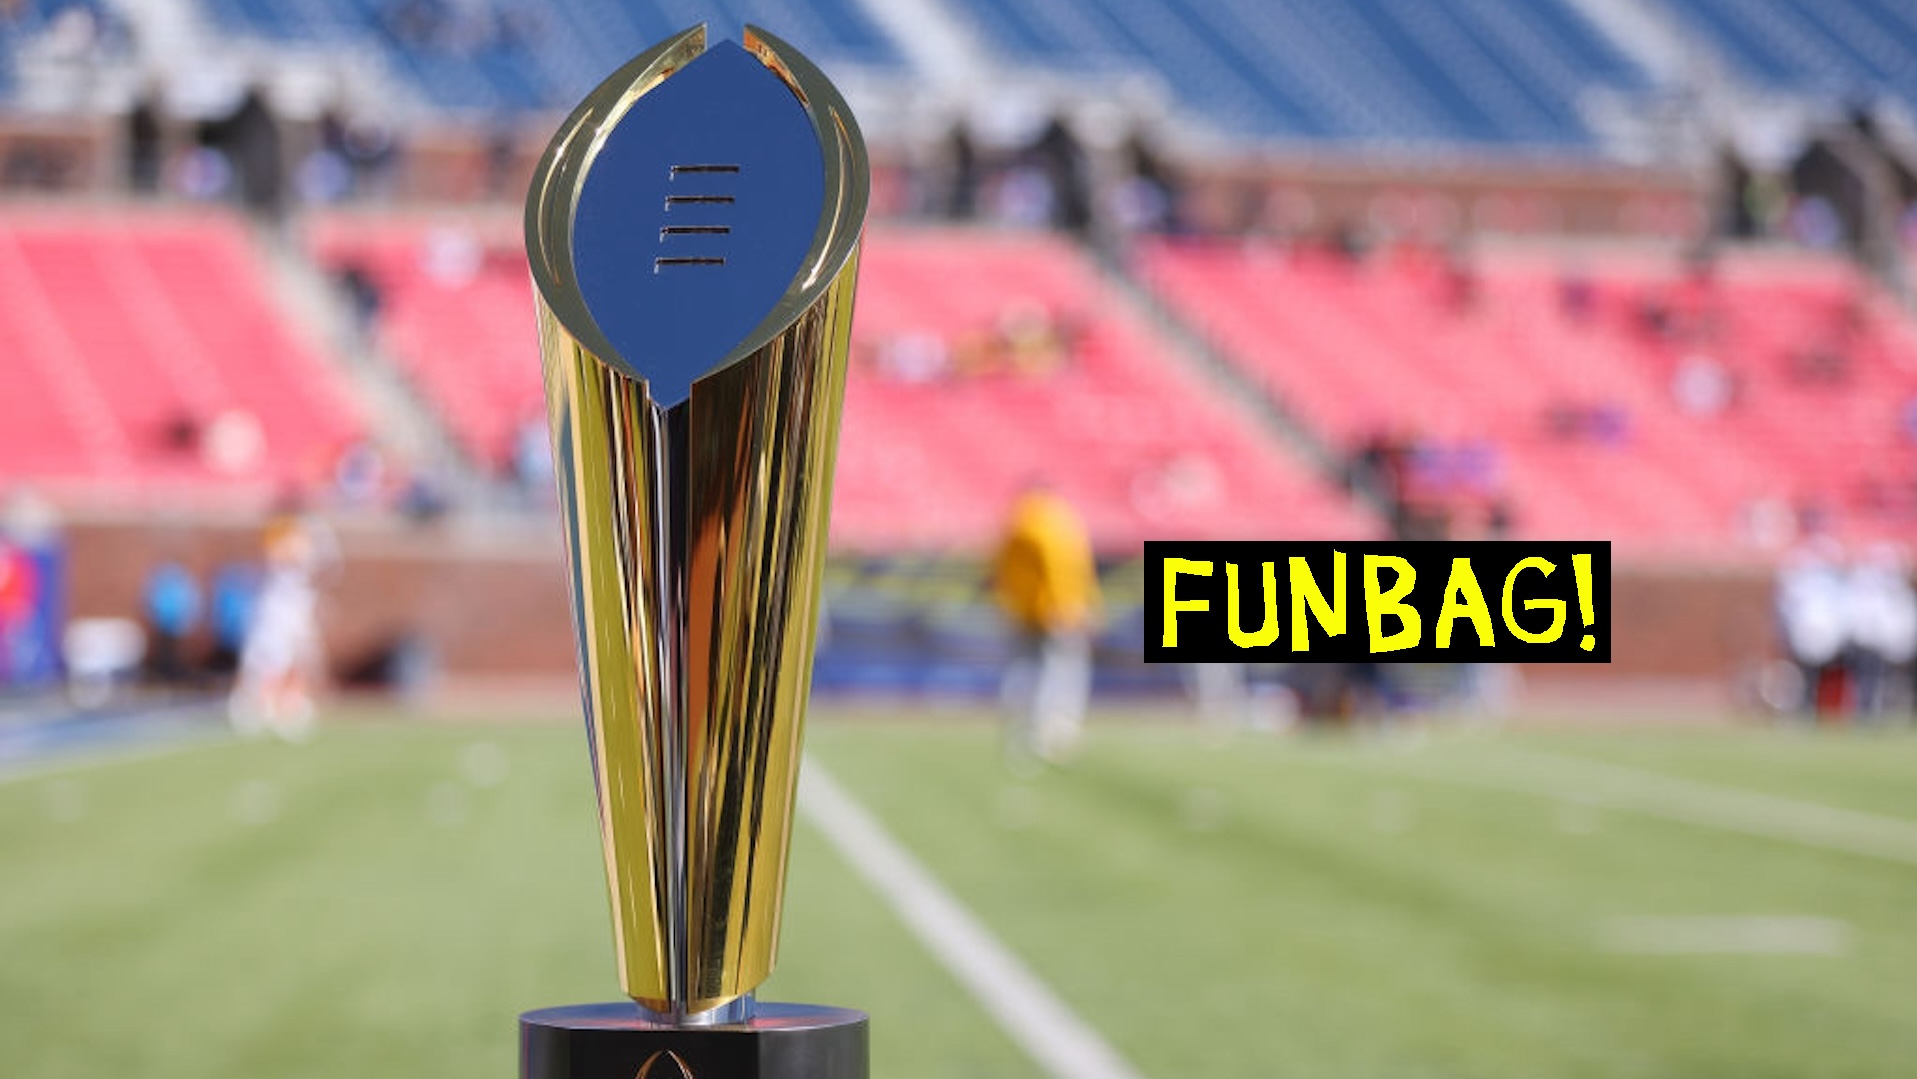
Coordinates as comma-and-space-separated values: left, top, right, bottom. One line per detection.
637, 1050, 695, 1079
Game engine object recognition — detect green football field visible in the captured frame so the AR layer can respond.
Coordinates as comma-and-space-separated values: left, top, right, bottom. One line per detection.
3, 710, 1915, 1079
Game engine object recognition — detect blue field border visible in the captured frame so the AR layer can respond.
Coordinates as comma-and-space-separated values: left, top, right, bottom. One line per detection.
0, 697, 228, 780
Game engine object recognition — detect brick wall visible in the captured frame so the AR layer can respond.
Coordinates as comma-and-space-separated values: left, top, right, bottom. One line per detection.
61, 516, 1780, 685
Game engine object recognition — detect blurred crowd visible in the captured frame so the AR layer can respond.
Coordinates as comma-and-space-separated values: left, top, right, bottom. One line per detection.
1773, 538, 1917, 719
860, 302, 1084, 385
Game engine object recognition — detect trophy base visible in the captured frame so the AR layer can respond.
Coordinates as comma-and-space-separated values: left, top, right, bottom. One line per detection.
520, 1002, 868, 1079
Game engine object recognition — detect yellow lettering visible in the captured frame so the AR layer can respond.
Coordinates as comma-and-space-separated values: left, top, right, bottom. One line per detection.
1502, 557, 1566, 643
1226, 562, 1281, 648
1363, 554, 1421, 653
1436, 558, 1495, 648
1162, 558, 1213, 648
1289, 551, 1347, 652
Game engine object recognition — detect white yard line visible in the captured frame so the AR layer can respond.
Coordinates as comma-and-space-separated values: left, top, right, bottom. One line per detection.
1598, 915, 1850, 956
1339, 741, 1917, 868
800, 760, 1147, 1079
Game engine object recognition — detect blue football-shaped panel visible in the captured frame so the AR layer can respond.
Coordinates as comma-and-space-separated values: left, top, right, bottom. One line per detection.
572, 40, 826, 407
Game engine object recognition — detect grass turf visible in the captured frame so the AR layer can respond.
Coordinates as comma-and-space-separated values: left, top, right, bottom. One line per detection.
3, 712, 1915, 1078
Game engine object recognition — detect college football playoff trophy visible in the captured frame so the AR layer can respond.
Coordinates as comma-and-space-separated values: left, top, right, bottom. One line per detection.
520, 24, 869, 1079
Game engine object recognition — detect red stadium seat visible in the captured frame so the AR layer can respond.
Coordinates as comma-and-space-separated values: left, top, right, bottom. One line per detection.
308, 218, 1377, 550
0, 210, 361, 498
1140, 240, 1917, 554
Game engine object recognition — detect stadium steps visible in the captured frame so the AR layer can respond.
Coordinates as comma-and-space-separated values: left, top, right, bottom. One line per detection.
1085, 240, 1386, 521
1137, 239, 1917, 552
302, 213, 547, 477
0, 207, 361, 500
258, 226, 479, 471
249, 219, 486, 495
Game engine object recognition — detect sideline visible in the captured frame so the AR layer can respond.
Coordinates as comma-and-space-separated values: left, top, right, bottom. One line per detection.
800, 759, 1147, 1079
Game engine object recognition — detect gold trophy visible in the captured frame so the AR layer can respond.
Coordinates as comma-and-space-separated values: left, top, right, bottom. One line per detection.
520, 24, 868, 1079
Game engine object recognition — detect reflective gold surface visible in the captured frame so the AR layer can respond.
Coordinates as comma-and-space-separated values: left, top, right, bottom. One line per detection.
525, 25, 867, 1018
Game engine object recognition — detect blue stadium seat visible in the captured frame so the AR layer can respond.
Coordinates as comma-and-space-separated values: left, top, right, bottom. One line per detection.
948, 0, 1647, 147
196, 0, 904, 114
1660, 0, 1917, 107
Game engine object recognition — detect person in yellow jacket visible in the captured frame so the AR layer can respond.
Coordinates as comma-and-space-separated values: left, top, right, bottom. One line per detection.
992, 483, 1101, 764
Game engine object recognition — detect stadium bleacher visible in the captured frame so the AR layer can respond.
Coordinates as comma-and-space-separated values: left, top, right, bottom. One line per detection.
307, 214, 533, 465
832, 229, 1376, 550
1140, 239, 1917, 552
197, 0, 904, 113
958, 0, 1647, 145
308, 217, 1375, 549
184, 0, 1652, 147
1660, 0, 1917, 107
0, 209, 361, 495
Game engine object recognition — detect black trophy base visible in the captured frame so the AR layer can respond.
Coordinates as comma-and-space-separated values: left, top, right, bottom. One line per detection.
520, 1002, 868, 1079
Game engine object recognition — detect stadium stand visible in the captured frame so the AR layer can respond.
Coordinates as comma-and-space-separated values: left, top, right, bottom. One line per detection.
1140, 239, 1917, 552
307, 214, 534, 465
307, 217, 1374, 549
0, 209, 361, 495
197, 0, 904, 113
1659, 0, 1917, 107
833, 229, 1375, 550
829, 0, 1641, 146
190, 0, 1652, 147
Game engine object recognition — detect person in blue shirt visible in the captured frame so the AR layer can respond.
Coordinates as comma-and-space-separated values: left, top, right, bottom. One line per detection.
207, 563, 260, 678
143, 561, 202, 685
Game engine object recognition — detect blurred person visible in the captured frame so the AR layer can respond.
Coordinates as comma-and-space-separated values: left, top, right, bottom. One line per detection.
1672, 353, 1735, 416
0, 537, 37, 686
1348, 428, 1411, 509
1558, 264, 1596, 323
295, 143, 351, 204
398, 468, 453, 524
332, 439, 389, 508
334, 112, 401, 197
1788, 195, 1844, 250
998, 302, 1075, 375
1484, 498, 1514, 540
939, 123, 980, 221
334, 262, 383, 345
1186, 661, 1250, 729
1844, 544, 1916, 718
1028, 116, 1093, 235
141, 560, 202, 686
198, 87, 286, 219
992, 483, 1101, 766
229, 513, 334, 740
206, 562, 259, 677
171, 145, 233, 201
874, 331, 949, 383
992, 164, 1056, 229
125, 91, 164, 194
512, 415, 553, 498
422, 224, 483, 285
1777, 539, 1850, 717
160, 407, 201, 454
1634, 288, 1675, 341
1112, 130, 1182, 236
